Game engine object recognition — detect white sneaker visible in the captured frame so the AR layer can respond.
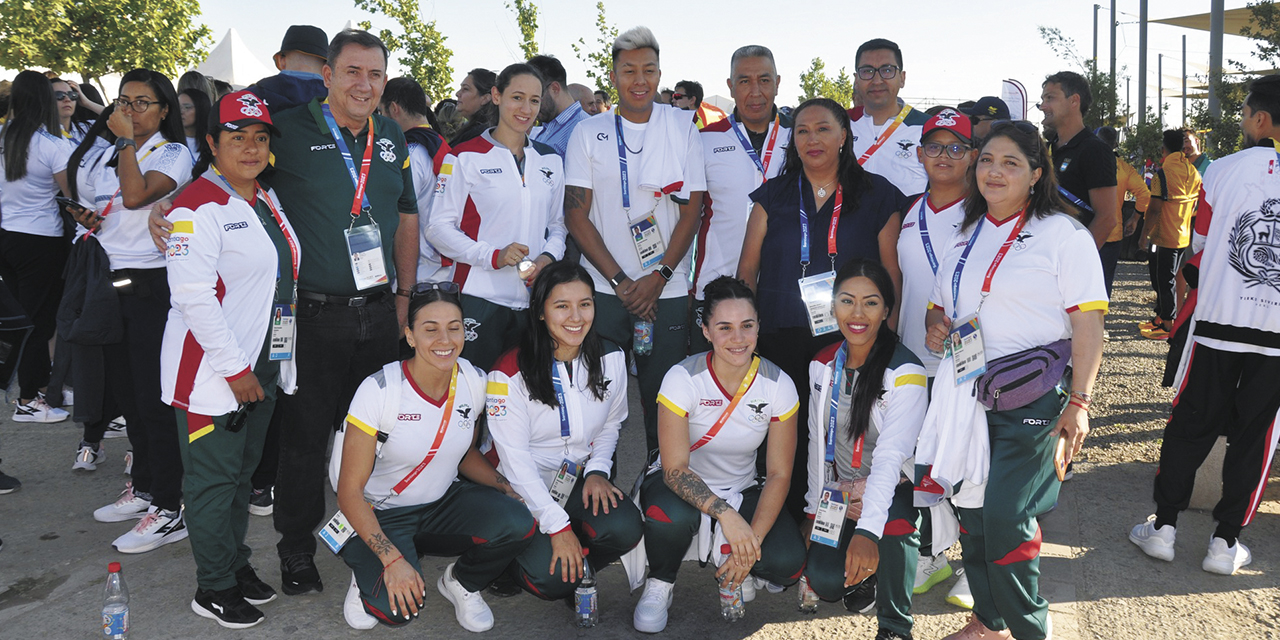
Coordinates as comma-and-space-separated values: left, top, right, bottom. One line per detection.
741, 574, 756, 602
123, 450, 133, 475
344, 573, 378, 629
1202, 536, 1252, 575
103, 417, 128, 439
436, 562, 493, 632
632, 577, 675, 633
945, 567, 974, 610
1129, 515, 1176, 561
914, 552, 953, 594
73, 442, 105, 471
94, 483, 151, 522
113, 506, 188, 553
13, 396, 69, 423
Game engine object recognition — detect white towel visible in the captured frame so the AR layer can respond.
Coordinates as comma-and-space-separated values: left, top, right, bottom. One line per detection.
630, 105, 695, 201
915, 357, 990, 497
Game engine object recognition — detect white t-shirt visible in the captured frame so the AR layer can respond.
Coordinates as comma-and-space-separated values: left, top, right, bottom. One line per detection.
929, 212, 1108, 361
0, 127, 73, 237
656, 353, 799, 494
565, 111, 707, 298
185, 136, 200, 160
345, 360, 485, 509
84, 132, 193, 269
410, 139, 448, 283
486, 346, 629, 534
897, 193, 967, 376
849, 105, 928, 197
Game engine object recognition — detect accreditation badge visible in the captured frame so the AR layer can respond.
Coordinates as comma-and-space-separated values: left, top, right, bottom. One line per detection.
810, 483, 848, 547
629, 215, 666, 270
798, 271, 838, 337
345, 220, 390, 290
548, 458, 582, 507
269, 303, 295, 361
319, 509, 355, 553
948, 312, 987, 385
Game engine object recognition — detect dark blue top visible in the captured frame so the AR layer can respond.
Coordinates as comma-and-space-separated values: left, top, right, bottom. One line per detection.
749, 169, 907, 333
247, 73, 328, 112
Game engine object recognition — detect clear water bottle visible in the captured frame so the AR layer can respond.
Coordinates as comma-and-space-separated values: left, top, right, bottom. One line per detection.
717, 545, 745, 622
797, 575, 820, 613
102, 561, 129, 639
574, 560, 598, 627
633, 319, 653, 356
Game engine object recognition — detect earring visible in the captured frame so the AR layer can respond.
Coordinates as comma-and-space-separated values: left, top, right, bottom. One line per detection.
1030, 185, 1035, 195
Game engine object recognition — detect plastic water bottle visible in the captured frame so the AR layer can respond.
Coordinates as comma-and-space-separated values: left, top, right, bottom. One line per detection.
717, 545, 745, 622
102, 561, 129, 639
797, 575, 820, 613
633, 319, 653, 356
574, 561, 598, 627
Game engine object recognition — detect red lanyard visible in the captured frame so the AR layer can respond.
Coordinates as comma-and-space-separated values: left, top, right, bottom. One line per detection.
256, 187, 300, 286
982, 212, 1029, 297
856, 105, 911, 165
391, 365, 458, 495
827, 187, 844, 256
348, 127, 375, 219
689, 356, 760, 452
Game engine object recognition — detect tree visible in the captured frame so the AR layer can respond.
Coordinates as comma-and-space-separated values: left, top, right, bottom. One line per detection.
570, 2, 618, 101
507, 0, 539, 59
1187, 68, 1250, 160
1240, 1, 1280, 64
0, 0, 211, 88
355, 0, 454, 103
1038, 26, 1122, 131
828, 68, 855, 108
796, 57, 853, 107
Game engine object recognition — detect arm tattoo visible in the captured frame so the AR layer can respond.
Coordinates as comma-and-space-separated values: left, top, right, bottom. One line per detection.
564, 185, 589, 213
368, 532, 396, 557
494, 472, 511, 487
665, 467, 729, 517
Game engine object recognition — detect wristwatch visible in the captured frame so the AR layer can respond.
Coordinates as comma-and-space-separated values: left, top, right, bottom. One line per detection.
115, 137, 136, 151
653, 264, 674, 282
608, 271, 627, 289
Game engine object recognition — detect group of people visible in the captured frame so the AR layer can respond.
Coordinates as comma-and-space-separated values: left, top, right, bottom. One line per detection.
0, 19, 1276, 640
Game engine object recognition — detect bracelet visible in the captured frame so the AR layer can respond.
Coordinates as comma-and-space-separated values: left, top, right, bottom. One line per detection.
1068, 399, 1089, 412
395, 288, 412, 297
1070, 391, 1093, 404
382, 553, 403, 569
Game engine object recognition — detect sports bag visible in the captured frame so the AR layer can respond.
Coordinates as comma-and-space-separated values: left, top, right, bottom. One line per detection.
974, 339, 1072, 412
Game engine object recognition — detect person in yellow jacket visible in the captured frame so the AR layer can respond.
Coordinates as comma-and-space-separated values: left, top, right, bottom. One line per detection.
1140, 129, 1201, 340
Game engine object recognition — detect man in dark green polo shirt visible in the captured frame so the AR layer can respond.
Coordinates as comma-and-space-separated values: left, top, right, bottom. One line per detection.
266, 28, 418, 595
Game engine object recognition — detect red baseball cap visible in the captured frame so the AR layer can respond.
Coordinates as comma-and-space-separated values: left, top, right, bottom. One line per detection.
214, 90, 282, 138
921, 108, 971, 145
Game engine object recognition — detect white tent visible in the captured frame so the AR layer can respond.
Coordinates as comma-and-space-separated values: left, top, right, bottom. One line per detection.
196, 28, 273, 88
704, 94, 736, 113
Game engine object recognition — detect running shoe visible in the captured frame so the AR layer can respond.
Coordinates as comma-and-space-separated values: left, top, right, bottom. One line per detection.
280, 554, 323, 595
344, 573, 377, 629
235, 564, 277, 605
0, 464, 20, 494
940, 613, 1012, 639
1140, 322, 1171, 340
913, 553, 952, 594
843, 574, 877, 613
191, 586, 264, 629
1203, 536, 1252, 575
437, 562, 494, 632
632, 577, 674, 633
103, 417, 128, 439
113, 506, 188, 553
248, 486, 274, 516
93, 483, 151, 522
13, 396, 69, 423
946, 568, 974, 609
876, 629, 914, 640
1129, 515, 1176, 561
73, 441, 105, 471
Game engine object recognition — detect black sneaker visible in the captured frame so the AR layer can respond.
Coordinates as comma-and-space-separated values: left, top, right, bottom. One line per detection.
0, 465, 20, 494
248, 486, 274, 516
280, 554, 323, 595
191, 586, 265, 629
486, 570, 522, 598
235, 564, 277, 605
843, 574, 877, 614
876, 628, 913, 640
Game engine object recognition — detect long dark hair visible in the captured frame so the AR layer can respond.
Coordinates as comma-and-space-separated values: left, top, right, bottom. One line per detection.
66, 104, 117, 201
519, 261, 608, 406
49, 77, 98, 134
2, 71, 60, 182
782, 97, 872, 212
185, 88, 213, 177
961, 120, 1069, 231
832, 259, 898, 443
118, 68, 185, 145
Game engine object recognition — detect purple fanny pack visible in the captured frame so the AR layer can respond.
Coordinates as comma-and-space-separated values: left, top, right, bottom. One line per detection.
974, 339, 1072, 412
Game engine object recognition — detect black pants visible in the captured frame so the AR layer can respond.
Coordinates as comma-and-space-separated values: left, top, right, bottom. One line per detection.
0, 230, 68, 399
1099, 240, 1122, 299
1147, 246, 1184, 323
105, 268, 183, 511
1153, 343, 1280, 531
250, 400, 282, 491
273, 293, 399, 558
757, 327, 841, 520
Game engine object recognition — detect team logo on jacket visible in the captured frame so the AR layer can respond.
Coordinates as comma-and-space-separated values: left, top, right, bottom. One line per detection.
896, 140, 915, 158
540, 167, 555, 186
224, 221, 248, 231
700, 398, 724, 407
463, 317, 481, 341
398, 413, 422, 421
713, 146, 735, 154
455, 404, 475, 429
237, 94, 263, 117
1227, 198, 1280, 293
1013, 232, 1033, 251
376, 138, 396, 163
745, 399, 770, 424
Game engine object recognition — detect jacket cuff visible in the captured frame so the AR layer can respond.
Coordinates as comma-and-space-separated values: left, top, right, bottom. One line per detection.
225, 366, 252, 382
853, 528, 881, 543
549, 523, 573, 536
491, 250, 501, 269
584, 469, 610, 481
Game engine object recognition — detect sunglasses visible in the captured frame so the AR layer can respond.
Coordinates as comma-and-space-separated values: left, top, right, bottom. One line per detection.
671, 93, 687, 101
411, 281, 460, 298
55, 91, 80, 102
228, 401, 258, 433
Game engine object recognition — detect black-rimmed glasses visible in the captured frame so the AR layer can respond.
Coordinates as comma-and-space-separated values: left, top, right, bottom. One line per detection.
856, 65, 900, 81
114, 98, 160, 113
922, 142, 972, 159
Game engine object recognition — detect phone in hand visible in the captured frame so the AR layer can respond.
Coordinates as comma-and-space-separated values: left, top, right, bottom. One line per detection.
55, 196, 86, 214
1054, 435, 1069, 482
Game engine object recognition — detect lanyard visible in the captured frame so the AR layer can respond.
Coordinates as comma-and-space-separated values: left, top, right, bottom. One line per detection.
689, 356, 760, 452
857, 104, 911, 165
798, 178, 843, 277
319, 102, 374, 223
728, 114, 781, 180
210, 166, 301, 293
825, 344, 865, 469
551, 361, 572, 451
916, 194, 940, 274
614, 114, 632, 211
949, 208, 1028, 320
390, 365, 458, 495
1056, 186, 1094, 213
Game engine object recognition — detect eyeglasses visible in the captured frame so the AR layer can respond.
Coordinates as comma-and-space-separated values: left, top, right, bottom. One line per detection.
922, 142, 972, 159
670, 93, 687, 101
855, 65, 900, 81
54, 91, 79, 102
228, 401, 258, 433
411, 281, 460, 298
180, 103, 195, 113
114, 98, 160, 113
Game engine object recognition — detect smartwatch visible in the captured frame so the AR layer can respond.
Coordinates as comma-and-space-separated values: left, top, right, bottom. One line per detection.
654, 264, 674, 282
115, 137, 136, 151
608, 271, 627, 289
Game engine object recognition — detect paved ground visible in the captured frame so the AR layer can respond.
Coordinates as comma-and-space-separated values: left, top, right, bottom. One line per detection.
0, 261, 1276, 639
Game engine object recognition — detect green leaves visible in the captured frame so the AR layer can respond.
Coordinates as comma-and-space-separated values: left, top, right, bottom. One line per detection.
570, 1, 617, 101
798, 58, 854, 107
354, 0, 455, 103
507, 0, 539, 59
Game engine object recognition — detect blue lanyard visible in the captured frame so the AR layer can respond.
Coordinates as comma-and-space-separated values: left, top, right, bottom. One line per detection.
727, 114, 780, 177
824, 344, 847, 465
551, 362, 571, 441
319, 103, 372, 216
614, 115, 631, 211
917, 194, 939, 274
1057, 186, 1093, 213
949, 216, 986, 321
798, 178, 843, 275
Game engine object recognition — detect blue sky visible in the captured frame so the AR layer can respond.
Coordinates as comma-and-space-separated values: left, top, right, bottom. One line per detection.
199, 0, 1262, 126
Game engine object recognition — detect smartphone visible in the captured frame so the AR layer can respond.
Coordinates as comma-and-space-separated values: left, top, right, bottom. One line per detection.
55, 196, 86, 213
1054, 435, 1069, 482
